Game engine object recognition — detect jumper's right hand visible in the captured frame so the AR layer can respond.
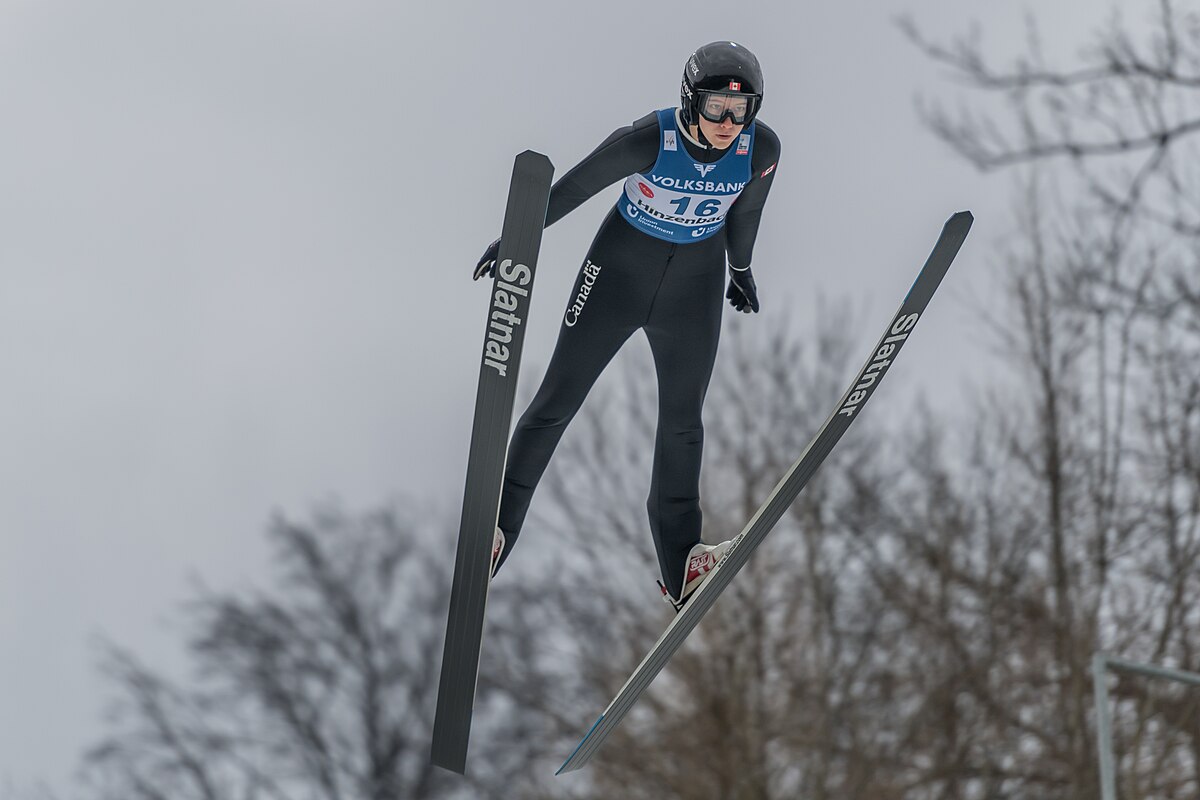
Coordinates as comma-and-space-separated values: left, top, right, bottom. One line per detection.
473, 238, 500, 281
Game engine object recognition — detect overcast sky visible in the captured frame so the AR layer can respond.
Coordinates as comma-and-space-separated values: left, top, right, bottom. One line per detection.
0, 0, 1131, 794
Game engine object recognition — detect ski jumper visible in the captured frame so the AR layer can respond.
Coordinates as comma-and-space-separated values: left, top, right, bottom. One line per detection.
494, 108, 781, 599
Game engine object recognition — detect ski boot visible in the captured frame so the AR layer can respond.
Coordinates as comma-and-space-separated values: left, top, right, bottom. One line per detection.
658, 540, 732, 613
490, 528, 506, 579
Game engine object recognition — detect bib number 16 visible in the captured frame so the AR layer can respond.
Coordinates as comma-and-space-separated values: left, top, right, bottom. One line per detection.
669, 196, 723, 217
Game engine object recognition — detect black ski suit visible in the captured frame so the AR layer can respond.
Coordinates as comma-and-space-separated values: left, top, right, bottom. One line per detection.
493, 109, 781, 599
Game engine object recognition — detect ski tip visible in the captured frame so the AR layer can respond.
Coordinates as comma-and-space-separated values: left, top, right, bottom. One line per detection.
939, 211, 973, 242
515, 149, 555, 172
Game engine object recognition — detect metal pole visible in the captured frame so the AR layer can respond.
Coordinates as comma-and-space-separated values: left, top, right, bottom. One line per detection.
1092, 652, 1200, 800
1093, 653, 1117, 800
1103, 654, 1200, 687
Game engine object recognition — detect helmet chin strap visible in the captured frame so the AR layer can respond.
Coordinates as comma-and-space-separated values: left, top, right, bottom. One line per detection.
678, 110, 717, 151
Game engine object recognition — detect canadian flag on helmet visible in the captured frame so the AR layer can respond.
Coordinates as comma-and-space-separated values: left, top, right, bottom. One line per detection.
728, 80, 741, 91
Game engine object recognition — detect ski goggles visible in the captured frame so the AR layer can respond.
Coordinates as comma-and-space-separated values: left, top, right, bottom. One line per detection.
697, 91, 759, 125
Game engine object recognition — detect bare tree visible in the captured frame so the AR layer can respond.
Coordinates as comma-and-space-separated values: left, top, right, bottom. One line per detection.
903, 1, 1200, 232
894, 4, 1200, 796
78, 506, 559, 800
902, 0, 1200, 322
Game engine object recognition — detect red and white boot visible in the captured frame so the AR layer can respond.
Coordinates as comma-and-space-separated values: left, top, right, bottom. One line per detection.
490, 527, 506, 579
658, 540, 733, 613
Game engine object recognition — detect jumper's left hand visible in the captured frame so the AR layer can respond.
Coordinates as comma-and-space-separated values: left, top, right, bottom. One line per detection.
726, 266, 760, 313
473, 238, 501, 281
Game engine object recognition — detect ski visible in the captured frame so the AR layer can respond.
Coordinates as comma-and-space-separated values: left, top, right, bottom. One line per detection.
557, 210, 973, 774
431, 150, 554, 774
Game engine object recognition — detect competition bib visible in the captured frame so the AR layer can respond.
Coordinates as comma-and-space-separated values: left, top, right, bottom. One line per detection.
620, 108, 754, 243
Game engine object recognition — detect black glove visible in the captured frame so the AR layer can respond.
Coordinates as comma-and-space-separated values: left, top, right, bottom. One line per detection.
726, 266, 760, 313
473, 238, 501, 281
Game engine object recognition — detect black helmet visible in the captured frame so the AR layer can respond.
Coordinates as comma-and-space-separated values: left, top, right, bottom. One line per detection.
680, 41, 764, 127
